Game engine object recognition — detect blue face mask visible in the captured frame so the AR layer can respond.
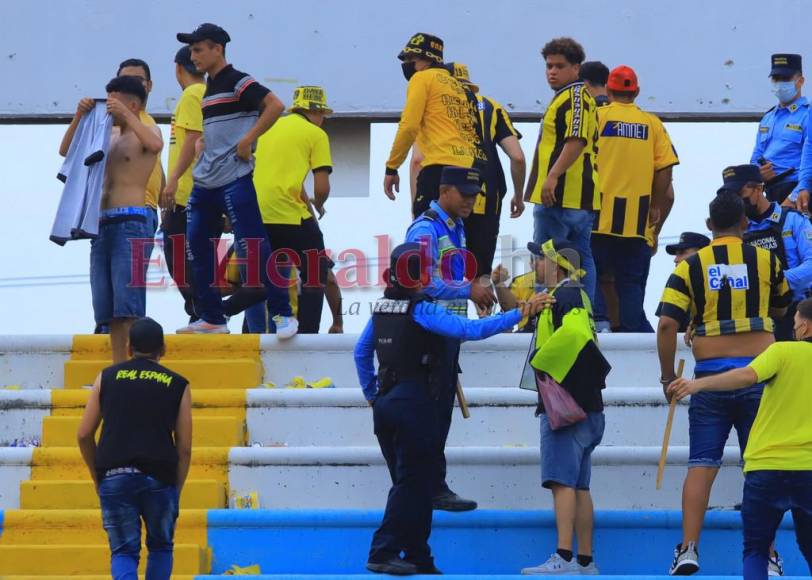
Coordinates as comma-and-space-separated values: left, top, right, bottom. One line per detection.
772, 80, 798, 104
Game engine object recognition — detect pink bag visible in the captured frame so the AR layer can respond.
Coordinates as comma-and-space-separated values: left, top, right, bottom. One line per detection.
535, 371, 587, 430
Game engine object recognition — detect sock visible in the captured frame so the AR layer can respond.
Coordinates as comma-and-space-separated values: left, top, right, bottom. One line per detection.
556, 549, 573, 562
577, 555, 593, 567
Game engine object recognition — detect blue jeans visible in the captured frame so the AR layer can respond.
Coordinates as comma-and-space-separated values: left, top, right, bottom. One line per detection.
742, 470, 812, 580
689, 372, 763, 468
187, 173, 293, 325
591, 234, 653, 332
98, 473, 179, 580
540, 412, 605, 490
533, 204, 597, 304
90, 217, 152, 325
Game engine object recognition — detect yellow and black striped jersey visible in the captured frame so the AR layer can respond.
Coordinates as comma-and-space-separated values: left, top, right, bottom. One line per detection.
657, 237, 791, 337
527, 81, 600, 211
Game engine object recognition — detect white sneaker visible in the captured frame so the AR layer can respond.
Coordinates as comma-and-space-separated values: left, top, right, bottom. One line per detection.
669, 542, 699, 575
521, 553, 580, 575
578, 561, 600, 575
768, 551, 784, 576
273, 315, 298, 339
176, 320, 230, 334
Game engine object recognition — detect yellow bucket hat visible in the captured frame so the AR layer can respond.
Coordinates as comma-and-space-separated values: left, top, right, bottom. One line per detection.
288, 85, 333, 115
447, 62, 480, 94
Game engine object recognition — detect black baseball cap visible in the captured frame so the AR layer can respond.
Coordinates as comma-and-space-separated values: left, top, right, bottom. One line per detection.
177, 23, 231, 46
440, 166, 481, 196
770, 53, 802, 77
665, 232, 711, 255
129, 317, 165, 354
398, 33, 444, 64
717, 164, 762, 194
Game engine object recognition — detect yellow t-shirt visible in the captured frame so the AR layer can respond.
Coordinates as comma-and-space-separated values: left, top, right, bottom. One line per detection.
386, 67, 485, 170
254, 113, 333, 225
140, 111, 164, 210
745, 341, 812, 472
169, 83, 205, 207
595, 102, 679, 245
526, 81, 600, 211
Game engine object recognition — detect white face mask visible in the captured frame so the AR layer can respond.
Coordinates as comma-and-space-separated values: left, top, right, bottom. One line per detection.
772, 80, 798, 104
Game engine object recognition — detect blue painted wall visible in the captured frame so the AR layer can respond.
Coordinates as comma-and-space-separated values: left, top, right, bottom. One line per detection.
206, 510, 809, 575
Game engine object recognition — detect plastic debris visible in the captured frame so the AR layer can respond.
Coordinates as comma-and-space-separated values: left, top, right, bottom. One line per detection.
229, 490, 260, 509
223, 564, 262, 575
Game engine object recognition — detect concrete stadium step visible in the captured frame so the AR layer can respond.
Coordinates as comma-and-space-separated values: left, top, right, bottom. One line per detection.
193, 509, 810, 576
260, 334, 694, 390
48, 388, 249, 417
41, 415, 245, 447
0, 544, 207, 574
63, 358, 262, 389
69, 334, 261, 360
20, 478, 226, 509
227, 446, 745, 510
28, 447, 229, 482
0, 509, 208, 545
245, 387, 698, 447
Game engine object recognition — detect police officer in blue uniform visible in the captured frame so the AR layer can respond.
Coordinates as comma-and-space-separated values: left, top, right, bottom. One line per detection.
751, 54, 809, 206
354, 243, 545, 575
719, 164, 812, 340
404, 166, 496, 512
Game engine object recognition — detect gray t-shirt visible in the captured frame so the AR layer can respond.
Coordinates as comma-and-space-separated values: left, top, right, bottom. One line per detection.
194, 65, 270, 189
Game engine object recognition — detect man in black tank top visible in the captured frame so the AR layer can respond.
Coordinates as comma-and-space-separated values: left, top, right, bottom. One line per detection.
77, 317, 192, 580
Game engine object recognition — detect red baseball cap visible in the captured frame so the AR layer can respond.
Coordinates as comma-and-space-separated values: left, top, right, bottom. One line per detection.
606, 65, 639, 92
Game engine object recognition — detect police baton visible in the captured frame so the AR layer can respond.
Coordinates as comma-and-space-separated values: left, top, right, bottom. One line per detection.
656, 358, 686, 490
456, 379, 470, 419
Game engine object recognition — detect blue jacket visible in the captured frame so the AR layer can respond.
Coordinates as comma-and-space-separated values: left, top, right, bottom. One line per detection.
405, 201, 471, 304
354, 302, 521, 401
747, 203, 812, 301
752, 96, 809, 200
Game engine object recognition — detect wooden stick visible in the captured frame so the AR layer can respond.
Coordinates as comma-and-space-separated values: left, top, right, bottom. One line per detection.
456, 379, 470, 419
656, 358, 686, 490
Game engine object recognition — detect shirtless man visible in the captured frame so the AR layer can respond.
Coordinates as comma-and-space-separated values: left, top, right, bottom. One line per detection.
63, 76, 163, 362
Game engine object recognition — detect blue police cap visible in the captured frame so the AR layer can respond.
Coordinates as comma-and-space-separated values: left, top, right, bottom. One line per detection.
717, 164, 762, 194
440, 166, 481, 196
770, 53, 802, 77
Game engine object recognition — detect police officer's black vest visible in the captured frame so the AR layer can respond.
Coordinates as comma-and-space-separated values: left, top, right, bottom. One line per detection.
743, 208, 792, 269
372, 294, 448, 394
95, 357, 188, 485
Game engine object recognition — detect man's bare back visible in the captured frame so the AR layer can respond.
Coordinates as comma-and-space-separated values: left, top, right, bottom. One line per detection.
102, 127, 160, 209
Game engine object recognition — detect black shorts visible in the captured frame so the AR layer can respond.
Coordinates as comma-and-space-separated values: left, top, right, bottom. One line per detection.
463, 211, 500, 276
412, 164, 447, 218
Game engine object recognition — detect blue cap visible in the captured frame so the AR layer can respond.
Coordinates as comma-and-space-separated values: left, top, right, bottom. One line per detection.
440, 166, 481, 196
717, 164, 762, 194
770, 53, 802, 77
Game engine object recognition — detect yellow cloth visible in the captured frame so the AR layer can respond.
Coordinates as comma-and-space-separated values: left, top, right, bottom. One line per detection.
657, 237, 791, 336
254, 113, 332, 225
594, 102, 679, 245
745, 341, 812, 472
508, 271, 536, 330
168, 83, 205, 207
527, 82, 600, 211
139, 111, 164, 210
386, 67, 484, 170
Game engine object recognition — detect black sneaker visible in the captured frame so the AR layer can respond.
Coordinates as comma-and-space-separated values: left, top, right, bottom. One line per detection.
366, 558, 419, 575
669, 542, 699, 576
432, 491, 477, 512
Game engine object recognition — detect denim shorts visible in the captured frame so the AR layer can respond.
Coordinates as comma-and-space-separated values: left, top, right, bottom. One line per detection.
689, 358, 764, 468
90, 216, 153, 324
99, 472, 179, 556
540, 412, 605, 490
